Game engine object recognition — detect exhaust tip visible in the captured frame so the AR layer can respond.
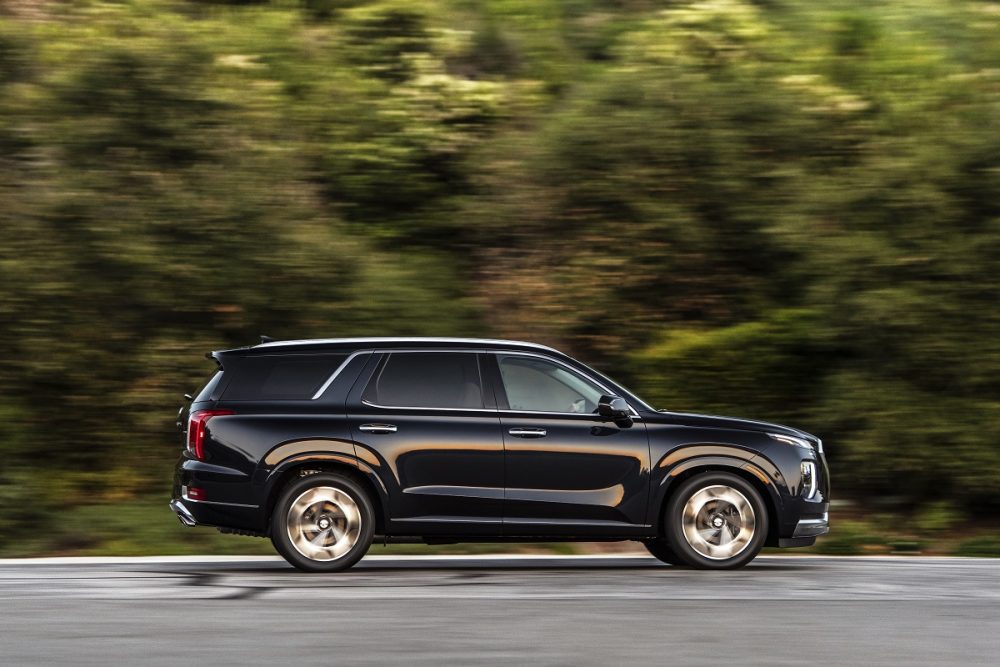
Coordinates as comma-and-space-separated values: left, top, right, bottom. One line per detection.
169, 499, 197, 527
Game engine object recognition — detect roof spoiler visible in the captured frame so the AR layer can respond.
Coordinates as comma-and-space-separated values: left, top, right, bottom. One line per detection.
205, 335, 275, 365
204, 351, 225, 369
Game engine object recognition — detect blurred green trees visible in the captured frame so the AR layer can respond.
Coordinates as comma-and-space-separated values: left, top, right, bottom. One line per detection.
0, 0, 998, 553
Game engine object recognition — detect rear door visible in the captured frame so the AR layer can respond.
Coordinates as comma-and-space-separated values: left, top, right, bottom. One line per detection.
486, 352, 651, 537
347, 351, 504, 536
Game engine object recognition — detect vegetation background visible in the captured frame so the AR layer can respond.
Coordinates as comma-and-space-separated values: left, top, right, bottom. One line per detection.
0, 0, 997, 557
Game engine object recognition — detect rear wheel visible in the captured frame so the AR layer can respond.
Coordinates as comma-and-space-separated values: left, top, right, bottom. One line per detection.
271, 472, 375, 573
665, 472, 768, 570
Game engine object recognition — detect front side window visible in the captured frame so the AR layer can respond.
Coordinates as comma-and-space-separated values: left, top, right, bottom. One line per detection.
365, 352, 483, 409
497, 354, 605, 414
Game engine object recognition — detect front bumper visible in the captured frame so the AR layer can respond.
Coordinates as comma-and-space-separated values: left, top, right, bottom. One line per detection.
792, 511, 830, 538
777, 512, 829, 548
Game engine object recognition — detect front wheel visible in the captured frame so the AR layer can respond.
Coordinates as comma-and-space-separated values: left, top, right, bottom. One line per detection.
664, 472, 768, 570
642, 538, 686, 566
271, 472, 375, 573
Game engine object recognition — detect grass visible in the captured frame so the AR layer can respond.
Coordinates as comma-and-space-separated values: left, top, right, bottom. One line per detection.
2, 500, 999, 558
0, 498, 589, 558
954, 535, 1000, 558
764, 511, 1000, 557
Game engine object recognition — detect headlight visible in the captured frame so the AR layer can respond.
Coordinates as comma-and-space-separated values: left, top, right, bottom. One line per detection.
767, 432, 813, 450
800, 461, 818, 499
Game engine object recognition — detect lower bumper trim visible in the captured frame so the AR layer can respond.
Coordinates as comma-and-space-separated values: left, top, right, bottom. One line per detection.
792, 512, 830, 538
779, 536, 816, 548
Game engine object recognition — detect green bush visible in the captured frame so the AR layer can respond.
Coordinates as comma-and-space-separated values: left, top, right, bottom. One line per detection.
1, 0, 999, 555
954, 535, 1000, 558
811, 520, 882, 556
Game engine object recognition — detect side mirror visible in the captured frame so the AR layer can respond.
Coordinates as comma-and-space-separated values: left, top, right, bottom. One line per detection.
598, 395, 633, 428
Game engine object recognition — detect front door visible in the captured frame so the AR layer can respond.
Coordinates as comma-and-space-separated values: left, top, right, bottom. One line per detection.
487, 352, 650, 537
347, 351, 504, 536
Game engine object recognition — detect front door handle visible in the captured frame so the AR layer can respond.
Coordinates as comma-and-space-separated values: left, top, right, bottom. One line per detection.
508, 428, 547, 438
359, 423, 398, 434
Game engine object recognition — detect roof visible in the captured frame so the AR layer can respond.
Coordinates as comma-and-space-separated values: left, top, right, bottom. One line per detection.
220, 337, 562, 356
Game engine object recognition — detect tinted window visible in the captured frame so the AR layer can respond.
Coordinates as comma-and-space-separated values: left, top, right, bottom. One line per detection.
497, 355, 604, 413
223, 354, 347, 401
365, 353, 483, 409
193, 370, 224, 402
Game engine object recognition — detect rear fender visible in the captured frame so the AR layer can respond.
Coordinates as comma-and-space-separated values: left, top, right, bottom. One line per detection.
260, 439, 389, 518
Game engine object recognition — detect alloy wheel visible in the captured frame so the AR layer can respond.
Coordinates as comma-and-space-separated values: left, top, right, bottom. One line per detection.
285, 486, 362, 562
680, 484, 756, 560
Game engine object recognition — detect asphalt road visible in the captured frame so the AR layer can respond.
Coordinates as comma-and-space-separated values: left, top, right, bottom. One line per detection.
1, 555, 998, 665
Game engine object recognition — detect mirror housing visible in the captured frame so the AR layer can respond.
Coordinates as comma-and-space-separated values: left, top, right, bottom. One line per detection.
598, 395, 633, 428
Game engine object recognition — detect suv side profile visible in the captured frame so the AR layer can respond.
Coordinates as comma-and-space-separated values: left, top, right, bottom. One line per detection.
171, 337, 829, 571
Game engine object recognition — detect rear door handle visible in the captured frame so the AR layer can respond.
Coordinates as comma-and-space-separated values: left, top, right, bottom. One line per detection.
508, 428, 547, 438
359, 423, 397, 434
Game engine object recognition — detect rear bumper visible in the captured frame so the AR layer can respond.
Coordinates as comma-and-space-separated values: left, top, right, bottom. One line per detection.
172, 455, 267, 532
168, 491, 264, 532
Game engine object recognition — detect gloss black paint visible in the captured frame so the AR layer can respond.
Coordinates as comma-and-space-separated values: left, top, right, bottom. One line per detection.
171, 338, 829, 547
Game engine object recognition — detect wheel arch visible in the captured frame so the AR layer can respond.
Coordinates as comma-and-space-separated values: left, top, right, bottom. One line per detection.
264, 454, 388, 536
652, 455, 784, 548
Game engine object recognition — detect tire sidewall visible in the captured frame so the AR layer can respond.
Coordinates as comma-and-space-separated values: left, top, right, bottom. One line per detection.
665, 472, 768, 570
271, 473, 375, 573
642, 538, 686, 566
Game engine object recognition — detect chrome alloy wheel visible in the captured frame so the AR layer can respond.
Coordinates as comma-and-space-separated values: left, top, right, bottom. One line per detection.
286, 486, 362, 562
681, 484, 756, 560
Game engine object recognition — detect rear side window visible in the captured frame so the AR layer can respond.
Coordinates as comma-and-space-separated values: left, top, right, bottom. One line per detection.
194, 370, 224, 402
222, 354, 347, 401
364, 353, 483, 409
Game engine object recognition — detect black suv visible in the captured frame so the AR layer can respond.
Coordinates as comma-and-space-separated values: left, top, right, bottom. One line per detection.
171, 337, 829, 571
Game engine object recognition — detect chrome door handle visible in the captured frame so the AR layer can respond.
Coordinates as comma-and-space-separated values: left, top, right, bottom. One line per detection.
359, 423, 397, 434
508, 428, 546, 438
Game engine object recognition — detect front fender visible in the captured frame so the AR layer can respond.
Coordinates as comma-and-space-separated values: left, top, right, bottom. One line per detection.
648, 445, 786, 530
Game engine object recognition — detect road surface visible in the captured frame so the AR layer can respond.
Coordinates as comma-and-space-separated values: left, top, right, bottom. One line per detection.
1, 555, 998, 665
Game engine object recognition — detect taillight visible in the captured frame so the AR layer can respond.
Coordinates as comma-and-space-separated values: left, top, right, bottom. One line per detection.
187, 410, 235, 460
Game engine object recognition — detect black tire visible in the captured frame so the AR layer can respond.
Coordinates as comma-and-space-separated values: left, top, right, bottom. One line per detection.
270, 472, 375, 573
664, 472, 768, 570
642, 538, 686, 566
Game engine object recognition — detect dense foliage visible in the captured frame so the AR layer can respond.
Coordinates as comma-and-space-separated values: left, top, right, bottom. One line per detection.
0, 0, 997, 552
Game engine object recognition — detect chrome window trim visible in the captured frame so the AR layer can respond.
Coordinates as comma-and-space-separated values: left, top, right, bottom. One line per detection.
499, 407, 641, 420
365, 348, 488, 355
344, 348, 640, 419
311, 350, 372, 400
359, 398, 643, 421
492, 350, 642, 419
361, 399, 496, 413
